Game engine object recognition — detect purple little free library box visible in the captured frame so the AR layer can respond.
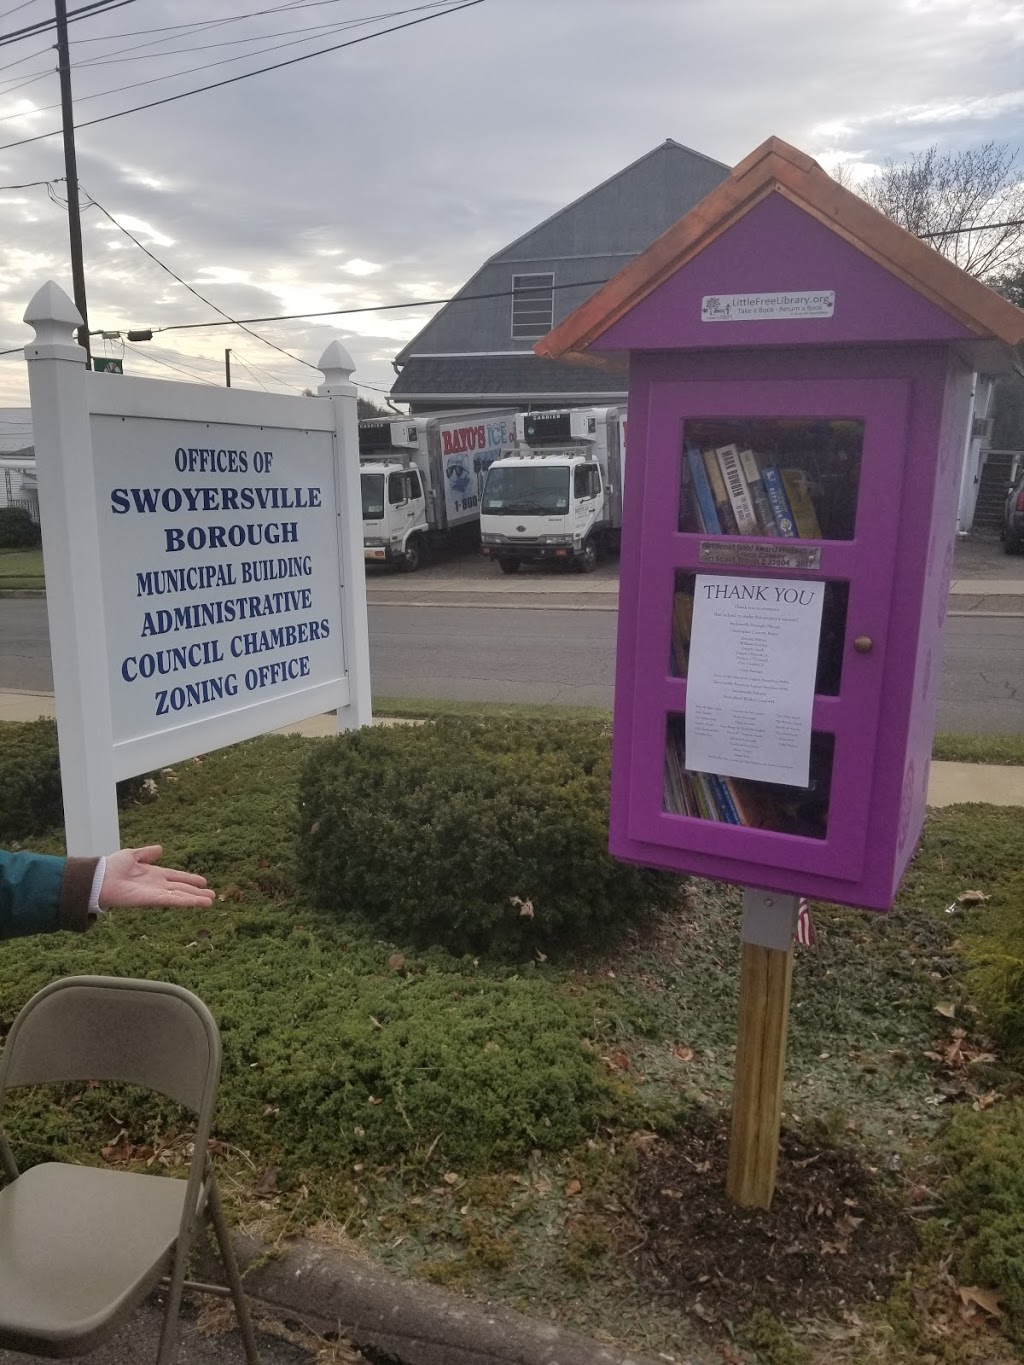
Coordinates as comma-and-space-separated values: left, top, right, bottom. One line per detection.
538, 137, 1024, 912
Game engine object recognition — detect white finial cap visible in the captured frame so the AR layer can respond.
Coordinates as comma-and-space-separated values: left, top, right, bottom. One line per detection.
317, 340, 356, 393
24, 280, 86, 361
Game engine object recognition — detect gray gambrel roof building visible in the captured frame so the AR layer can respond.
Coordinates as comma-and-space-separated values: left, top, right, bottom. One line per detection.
390, 140, 730, 412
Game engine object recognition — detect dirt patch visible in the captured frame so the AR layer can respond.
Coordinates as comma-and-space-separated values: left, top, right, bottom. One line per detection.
627, 1114, 916, 1328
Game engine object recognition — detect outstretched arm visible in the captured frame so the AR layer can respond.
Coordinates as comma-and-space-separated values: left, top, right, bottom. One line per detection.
98, 845, 215, 909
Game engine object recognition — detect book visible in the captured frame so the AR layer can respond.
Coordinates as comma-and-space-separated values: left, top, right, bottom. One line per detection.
714, 444, 760, 536
702, 450, 739, 534
780, 468, 823, 538
738, 448, 778, 535
709, 774, 740, 824
684, 445, 719, 533
760, 465, 798, 538
670, 591, 693, 675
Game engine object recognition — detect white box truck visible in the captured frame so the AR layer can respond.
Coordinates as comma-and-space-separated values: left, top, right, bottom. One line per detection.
479, 407, 626, 573
359, 409, 517, 571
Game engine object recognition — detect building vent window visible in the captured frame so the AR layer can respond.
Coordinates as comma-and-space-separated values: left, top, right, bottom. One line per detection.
511, 273, 554, 340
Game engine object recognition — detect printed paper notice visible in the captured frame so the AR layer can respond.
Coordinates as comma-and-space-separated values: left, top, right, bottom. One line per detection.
685, 575, 825, 788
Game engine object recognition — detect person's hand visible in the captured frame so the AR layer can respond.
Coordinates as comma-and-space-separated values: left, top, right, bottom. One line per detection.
99, 845, 216, 909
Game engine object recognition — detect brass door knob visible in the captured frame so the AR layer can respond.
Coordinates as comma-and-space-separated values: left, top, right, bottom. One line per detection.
854, 636, 873, 654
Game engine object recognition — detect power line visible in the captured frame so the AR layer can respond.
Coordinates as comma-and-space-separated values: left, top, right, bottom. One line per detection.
82, 188, 320, 371
124, 341, 219, 384
0, 1, 44, 21
919, 219, 1024, 238
0, 0, 485, 150
146, 277, 615, 333
0, 0, 138, 52
0, 174, 63, 188
0, 3, 453, 124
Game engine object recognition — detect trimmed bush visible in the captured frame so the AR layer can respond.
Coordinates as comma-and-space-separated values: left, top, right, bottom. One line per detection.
964, 871, 1024, 1059
296, 717, 678, 956
935, 1100, 1024, 1337
0, 719, 153, 844
0, 506, 41, 549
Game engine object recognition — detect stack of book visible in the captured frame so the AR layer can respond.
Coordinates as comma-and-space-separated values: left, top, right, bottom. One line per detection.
683, 444, 823, 538
664, 740, 771, 826
663, 722, 832, 839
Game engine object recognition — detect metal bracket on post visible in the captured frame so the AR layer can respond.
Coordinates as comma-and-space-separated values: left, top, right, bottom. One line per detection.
318, 341, 372, 732
24, 281, 120, 855
727, 886, 799, 1210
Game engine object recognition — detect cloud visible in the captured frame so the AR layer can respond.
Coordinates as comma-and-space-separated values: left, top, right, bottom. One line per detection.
0, 0, 1021, 405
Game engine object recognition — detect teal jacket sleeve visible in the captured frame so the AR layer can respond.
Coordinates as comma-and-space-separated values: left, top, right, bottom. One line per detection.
0, 850, 98, 940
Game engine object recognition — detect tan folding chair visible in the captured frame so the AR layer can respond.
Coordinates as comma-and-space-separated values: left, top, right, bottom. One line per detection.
0, 975, 260, 1363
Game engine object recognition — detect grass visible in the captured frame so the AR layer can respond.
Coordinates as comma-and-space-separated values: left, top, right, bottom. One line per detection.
373, 695, 612, 725
932, 732, 1024, 766
0, 547, 44, 590
3, 726, 1024, 1361
374, 699, 1024, 767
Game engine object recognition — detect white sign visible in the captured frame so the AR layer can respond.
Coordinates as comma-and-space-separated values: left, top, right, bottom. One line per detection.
438, 414, 514, 523
93, 418, 346, 751
701, 291, 835, 322
684, 574, 825, 788
24, 280, 371, 855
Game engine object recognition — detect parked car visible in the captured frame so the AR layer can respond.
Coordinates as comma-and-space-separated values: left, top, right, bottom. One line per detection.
1003, 462, 1024, 554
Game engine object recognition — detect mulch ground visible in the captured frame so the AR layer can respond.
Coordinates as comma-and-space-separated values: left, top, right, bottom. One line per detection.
626, 1114, 916, 1326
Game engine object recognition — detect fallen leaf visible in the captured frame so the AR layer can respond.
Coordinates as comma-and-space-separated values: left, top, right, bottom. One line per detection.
564, 1178, 582, 1196
367, 1096, 383, 1106
442, 1171, 461, 1185
510, 895, 535, 919
934, 1002, 956, 1019
387, 953, 406, 973
958, 890, 990, 906
253, 1165, 279, 1196
958, 1285, 1003, 1318
672, 1045, 695, 1063
972, 1090, 1002, 1111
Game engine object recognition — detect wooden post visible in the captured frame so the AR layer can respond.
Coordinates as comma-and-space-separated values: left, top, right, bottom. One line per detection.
726, 888, 799, 1209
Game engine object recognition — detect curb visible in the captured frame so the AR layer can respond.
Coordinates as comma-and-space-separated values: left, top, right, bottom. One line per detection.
210, 1233, 682, 1365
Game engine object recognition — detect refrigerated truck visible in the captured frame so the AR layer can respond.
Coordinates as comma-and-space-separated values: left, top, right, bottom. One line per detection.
359, 409, 517, 571
479, 406, 626, 573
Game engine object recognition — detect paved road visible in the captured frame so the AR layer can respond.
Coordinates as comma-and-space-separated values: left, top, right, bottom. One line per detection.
1, 597, 1022, 733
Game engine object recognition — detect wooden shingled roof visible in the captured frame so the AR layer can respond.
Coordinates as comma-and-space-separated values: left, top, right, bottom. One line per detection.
535, 136, 1024, 364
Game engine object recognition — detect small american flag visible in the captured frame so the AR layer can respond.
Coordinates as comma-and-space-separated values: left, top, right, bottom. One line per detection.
796, 898, 815, 947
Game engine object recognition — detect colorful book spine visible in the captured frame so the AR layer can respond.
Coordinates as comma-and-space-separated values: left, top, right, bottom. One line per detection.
709, 774, 740, 824
702, 451, 739, 534
738, 448, 778, 536
760, 465, 798, 538
685, 445, 720, 533
781, 468, 823, 538
714, 444, 760, 535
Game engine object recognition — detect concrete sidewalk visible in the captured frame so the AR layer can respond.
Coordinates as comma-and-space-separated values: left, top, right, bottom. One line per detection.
2, 689, 1022, 808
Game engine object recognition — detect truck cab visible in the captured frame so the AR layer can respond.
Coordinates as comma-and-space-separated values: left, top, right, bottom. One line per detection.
479, 407, 624, 573
359, 420, 429, 571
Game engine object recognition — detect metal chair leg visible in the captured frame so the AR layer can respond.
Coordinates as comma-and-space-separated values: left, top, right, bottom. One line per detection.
206, 1174, 262, 1365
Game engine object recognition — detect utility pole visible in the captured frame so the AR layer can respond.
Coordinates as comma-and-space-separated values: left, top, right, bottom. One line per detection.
54, 0, 90, 365
225, 349, 232, 387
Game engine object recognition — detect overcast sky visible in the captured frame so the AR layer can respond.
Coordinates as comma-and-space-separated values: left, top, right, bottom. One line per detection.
0, 0, 1020, 409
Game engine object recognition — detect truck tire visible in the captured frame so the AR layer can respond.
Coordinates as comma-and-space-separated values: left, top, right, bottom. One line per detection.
498, 557, 521, 575
400, 535, 425, 573
576, 539, 598, 573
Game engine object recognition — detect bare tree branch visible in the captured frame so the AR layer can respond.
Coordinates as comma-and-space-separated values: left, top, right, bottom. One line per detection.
853, 142, 1024, 279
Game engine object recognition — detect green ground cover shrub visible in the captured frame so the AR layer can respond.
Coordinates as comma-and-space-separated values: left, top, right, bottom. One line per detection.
0, 719, 153, 844
0, 735, 646, 1186
935, 1100, 1024, 1337
0, 506, 40, 549
296, 717, 678, 956
964, 871, 1024, 1058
